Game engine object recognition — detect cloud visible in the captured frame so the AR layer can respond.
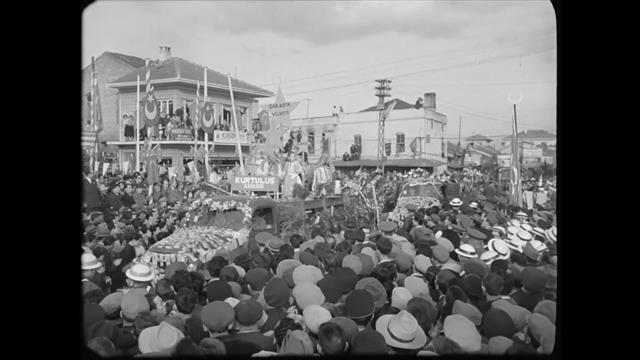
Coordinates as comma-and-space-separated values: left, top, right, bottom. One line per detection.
126, 1, 554, 46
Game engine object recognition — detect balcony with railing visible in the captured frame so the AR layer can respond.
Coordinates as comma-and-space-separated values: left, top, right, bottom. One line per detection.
115, 115, 251, 146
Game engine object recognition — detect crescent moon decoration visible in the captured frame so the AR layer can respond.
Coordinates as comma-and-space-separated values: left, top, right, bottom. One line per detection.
143, 94, 159, 126
203, 104, 214, 128
507, 92, 524, 104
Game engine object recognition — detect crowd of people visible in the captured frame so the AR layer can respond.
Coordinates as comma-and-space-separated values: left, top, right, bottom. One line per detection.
82, 162, 557, 357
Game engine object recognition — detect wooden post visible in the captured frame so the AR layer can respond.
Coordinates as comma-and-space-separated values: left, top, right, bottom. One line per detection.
227, 74, 245, 174
204, 68, 209, 181
136, 75, 140, 171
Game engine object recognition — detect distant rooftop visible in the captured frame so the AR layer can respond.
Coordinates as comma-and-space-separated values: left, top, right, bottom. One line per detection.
359, 98, 417, 112
503, 129, 556, 141
466, 134, 493, 142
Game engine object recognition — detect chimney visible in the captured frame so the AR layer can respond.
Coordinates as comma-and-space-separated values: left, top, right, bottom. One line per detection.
423, 93, 436, 110
158, 46, 172, 61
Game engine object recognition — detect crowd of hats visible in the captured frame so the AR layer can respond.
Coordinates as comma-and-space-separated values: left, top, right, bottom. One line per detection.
83, 174, 557, 356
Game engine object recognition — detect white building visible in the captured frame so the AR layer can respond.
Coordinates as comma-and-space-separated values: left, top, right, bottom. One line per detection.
500, 129, 556, 148
291, 94, 448, 170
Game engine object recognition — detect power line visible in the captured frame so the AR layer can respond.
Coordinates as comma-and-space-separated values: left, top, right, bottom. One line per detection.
397, 80, 555, 87
260, 32, 555, 88
282, 41, 555, 92
284, 47, 553, 97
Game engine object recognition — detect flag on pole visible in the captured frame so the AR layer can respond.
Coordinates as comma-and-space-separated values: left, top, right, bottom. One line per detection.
189, 81, 201, 132
383, 99, 397, 119
90, 57, 103, 132
410, 138, 418, 154
82, 131, 97, 148
510, 112, 521, 206
142, 58, 160, 127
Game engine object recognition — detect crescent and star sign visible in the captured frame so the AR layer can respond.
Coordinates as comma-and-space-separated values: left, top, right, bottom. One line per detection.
143, 93, 159, 125
202, 103, 214, 128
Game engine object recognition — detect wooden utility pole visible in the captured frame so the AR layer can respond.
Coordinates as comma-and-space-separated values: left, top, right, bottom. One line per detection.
457, 116, 462, 146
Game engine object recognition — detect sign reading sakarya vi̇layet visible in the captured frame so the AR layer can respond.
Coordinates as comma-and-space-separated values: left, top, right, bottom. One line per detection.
230, 176, 278, 192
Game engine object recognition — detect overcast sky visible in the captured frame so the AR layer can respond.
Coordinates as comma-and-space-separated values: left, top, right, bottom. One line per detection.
83, 0, 556, 140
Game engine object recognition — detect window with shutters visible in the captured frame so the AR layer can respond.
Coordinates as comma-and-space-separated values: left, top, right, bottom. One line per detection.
354, 134, 362, 148
159, 100, 174, 116
396, 133, 405, 153
223, 107, 232, 128
385, 142, 391, 156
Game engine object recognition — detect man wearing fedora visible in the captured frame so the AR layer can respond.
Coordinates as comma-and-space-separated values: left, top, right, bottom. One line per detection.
376, 310, 427, 355
122, 263, 157, 311
82, 253, 104, 296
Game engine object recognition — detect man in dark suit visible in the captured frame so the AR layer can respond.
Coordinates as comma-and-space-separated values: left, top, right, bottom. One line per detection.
83, 166, 102, 213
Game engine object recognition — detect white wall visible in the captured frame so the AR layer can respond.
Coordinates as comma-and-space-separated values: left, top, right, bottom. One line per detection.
333, 108, 447, 162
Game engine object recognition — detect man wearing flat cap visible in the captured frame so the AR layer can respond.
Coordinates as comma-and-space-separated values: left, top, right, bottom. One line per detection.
132, 183, 148, 208
106, 183, 124, 211
379, 220, 410, 252
216, 299, 274, 353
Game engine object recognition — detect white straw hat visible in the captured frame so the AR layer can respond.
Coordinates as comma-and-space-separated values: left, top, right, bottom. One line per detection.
450, 198, 463, 207
81, 253, 102, 270
455, 244, 478, 259
517, 230, 533, 242
126, 263, 154, 282
480, 251, 500, 265
487, 239, 511, 260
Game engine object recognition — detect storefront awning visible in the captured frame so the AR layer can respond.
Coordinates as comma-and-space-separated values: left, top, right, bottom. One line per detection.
334, 158, 447, 168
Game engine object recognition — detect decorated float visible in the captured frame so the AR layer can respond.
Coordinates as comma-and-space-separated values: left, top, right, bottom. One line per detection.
141, 87, 347, 270
142, 189, 345, 269
142, 195, 253, 268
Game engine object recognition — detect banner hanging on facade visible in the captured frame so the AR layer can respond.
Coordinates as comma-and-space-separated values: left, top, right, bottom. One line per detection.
213, 131, 249, 144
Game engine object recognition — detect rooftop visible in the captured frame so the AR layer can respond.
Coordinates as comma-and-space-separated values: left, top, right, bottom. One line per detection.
465, 134, 493, 142
359, 98, 417, 112
503, 129, 556, 141
109, 56, 273, 97
103, 51, 147, 69
470, 144, 498, 156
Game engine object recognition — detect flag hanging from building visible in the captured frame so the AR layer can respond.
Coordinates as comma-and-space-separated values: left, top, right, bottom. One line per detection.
82, 131, 97, 148
410, 137, 418, 154
200, 102, 216, 134
383, 99, 397, 119
189, 81, 201, 132
142, 58, 160, 127
90, 56, 103, 132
